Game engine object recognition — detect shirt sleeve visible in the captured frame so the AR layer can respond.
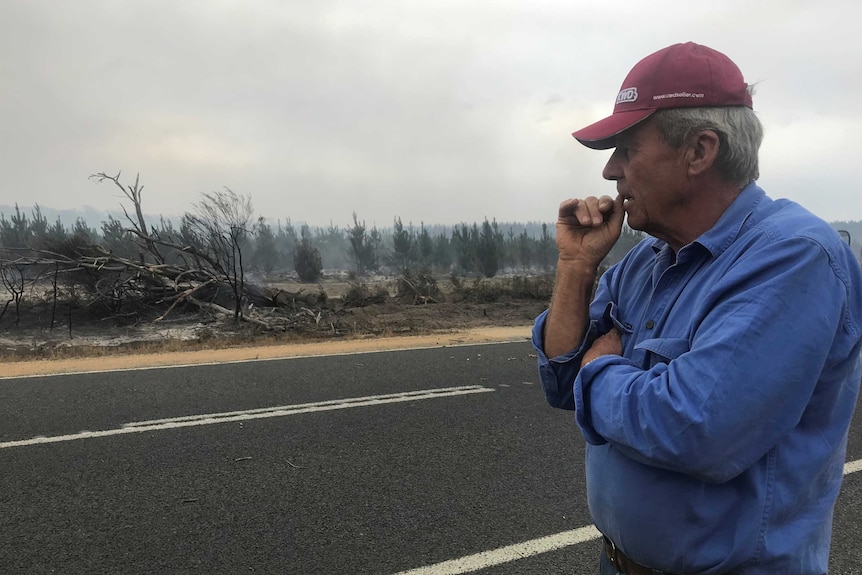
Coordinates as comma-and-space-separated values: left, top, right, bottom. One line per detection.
532, 285, 626, 410
532, 309, 596, 410
578, 237, 854, 483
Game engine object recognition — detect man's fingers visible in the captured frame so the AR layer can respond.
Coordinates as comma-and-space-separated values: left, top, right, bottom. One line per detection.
596, 327, 621, 343
558, 196, 616, 227
607, 194, 625, 231
598, 196, 614, 212
557, 198, 580, 217
583, 196, 605, 225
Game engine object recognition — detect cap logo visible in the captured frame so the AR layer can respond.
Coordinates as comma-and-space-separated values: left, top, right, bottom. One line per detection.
616, 87, 638, 104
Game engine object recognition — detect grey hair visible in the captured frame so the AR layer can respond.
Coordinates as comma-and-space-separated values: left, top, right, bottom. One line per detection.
651, 102, 764, 188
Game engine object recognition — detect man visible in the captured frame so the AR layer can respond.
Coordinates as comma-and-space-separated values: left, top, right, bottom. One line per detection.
532, 42, 862, 574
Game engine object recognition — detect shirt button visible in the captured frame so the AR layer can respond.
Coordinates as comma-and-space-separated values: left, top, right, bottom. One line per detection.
645, 320, 655, 329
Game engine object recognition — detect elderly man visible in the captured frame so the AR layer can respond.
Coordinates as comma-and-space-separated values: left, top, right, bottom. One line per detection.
533, 42, 862, 574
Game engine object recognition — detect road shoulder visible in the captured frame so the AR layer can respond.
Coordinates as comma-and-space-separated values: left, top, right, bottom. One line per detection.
1, 326, 533, 378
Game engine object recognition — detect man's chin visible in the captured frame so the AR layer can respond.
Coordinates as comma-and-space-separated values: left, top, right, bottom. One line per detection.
623, 211, 643, 231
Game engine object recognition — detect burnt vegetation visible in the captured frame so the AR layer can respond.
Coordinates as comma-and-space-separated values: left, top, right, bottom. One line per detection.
0, 172, 648, 344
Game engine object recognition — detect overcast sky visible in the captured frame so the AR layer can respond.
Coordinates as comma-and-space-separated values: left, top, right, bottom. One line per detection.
2, 0, 860, 229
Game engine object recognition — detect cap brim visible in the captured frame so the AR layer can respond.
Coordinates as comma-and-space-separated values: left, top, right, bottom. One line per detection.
572, 109, 655, 150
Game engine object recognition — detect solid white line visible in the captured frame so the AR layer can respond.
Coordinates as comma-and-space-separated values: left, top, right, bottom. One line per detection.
390, 458, 862, 575
846, 458, 862, 475
0, 385, 493, 449
391, 525, 602, 575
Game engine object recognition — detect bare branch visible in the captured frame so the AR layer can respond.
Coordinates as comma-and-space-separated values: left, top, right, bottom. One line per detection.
89, 171, 165, 265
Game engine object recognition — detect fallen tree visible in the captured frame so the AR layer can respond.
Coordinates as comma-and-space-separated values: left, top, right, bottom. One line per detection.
0, 172, 317, 333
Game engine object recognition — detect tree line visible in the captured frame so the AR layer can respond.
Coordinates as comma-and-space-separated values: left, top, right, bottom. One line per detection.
0, 190, 645, 284
0, 172, 648, 328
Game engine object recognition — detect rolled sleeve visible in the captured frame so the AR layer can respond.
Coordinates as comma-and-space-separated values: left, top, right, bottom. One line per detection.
574, 355, 629, 444
532, 309, 598, 410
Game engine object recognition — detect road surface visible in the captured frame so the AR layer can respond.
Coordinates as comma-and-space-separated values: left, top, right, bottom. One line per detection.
2, 339, 860, 573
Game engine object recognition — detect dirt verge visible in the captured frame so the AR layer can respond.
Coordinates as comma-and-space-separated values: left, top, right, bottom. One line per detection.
1, 325, 534, 378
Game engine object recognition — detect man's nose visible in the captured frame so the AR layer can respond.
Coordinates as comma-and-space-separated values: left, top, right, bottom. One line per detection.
602, 149, 623, 181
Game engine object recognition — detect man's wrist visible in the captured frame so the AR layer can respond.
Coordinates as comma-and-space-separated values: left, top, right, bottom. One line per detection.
556, 258, 600, 279
581, 351, 602, 369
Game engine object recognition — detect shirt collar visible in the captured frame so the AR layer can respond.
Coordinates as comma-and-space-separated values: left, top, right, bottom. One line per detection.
647, 182, 767, 259
695, 182, 765, 258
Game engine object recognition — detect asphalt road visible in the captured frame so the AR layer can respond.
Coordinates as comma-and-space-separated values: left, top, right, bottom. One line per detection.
1, 342, 860, 574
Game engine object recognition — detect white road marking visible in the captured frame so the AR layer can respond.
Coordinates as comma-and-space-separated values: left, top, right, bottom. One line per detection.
0, 385, 493, 449
390, 458, 862, 575
845, 458, 862, 475
391, 525, 602, 575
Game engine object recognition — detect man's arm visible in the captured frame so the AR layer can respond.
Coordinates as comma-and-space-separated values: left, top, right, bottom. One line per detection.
577, 237, 856, 482
543, 194, 624, 358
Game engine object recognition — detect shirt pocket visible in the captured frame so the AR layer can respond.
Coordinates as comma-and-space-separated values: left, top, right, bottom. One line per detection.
634, 337, 690, 369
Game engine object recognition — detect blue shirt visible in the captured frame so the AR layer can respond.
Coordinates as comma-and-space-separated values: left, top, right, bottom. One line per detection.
533, 183, 862, 574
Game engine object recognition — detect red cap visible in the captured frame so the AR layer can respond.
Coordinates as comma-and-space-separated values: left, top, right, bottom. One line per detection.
573, 42, 753, 149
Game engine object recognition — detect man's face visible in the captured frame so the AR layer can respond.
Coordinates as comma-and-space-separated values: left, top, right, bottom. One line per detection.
602, 118, 690, 243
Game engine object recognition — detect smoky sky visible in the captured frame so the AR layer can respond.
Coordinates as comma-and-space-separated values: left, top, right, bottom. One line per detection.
2, 0, 860, 227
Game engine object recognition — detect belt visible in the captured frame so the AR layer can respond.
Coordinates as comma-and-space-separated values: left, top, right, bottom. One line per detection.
602, 536, 678, 575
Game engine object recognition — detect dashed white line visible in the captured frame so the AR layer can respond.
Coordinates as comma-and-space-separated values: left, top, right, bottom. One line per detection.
0, 385, 493, 449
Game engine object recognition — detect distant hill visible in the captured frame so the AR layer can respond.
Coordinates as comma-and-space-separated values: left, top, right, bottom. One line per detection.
0, 204, 138, 228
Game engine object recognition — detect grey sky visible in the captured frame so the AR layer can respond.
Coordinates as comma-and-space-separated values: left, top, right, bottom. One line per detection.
2, 0, 860, 228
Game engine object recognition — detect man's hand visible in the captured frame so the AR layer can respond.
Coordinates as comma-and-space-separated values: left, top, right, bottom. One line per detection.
542, 194, 624, 359
556, 194, 625, 268
581, 328, 622, 368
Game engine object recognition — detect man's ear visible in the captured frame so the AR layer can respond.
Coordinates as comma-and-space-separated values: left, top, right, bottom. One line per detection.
686, 130, 720, 177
